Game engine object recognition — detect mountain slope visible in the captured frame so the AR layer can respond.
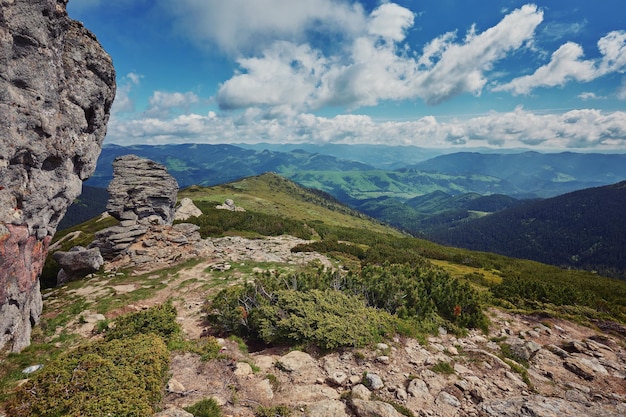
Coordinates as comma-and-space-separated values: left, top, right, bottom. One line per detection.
410, 151, 626, 197
428, 181, 626, 279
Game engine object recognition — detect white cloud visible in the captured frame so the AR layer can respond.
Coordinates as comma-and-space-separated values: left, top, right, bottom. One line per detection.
105, 106, 626, 151
578, 92, 603, 101
145, 91, 200, 118
217, 4, 544, 111
367, 3, 414, 41
618, 77, 626, 100
495, 30, 626, 95
159, 0, 366, 54
111, 72, 143, 114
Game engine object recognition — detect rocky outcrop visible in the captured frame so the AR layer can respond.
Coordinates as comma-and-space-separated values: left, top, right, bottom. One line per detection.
53, 246, 104, 285
0, 0, 115, 351
106, 155, 179, 225
92, 155, 178, 260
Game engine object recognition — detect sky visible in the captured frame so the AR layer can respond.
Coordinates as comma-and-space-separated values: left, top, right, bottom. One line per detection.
67, 0, 626, 151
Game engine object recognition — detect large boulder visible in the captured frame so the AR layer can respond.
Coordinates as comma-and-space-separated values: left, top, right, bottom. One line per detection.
53, 246, 104, 285
0, 0, 115, 351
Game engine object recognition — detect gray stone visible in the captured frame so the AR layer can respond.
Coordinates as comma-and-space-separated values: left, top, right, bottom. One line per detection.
350, 399, 402, 417
91, 156, 178, 260
365, 373, 384, 390
352, 384, 372, 400
306, 399, 349, 417
0, 0, 115, 352
53, 246, 104, 285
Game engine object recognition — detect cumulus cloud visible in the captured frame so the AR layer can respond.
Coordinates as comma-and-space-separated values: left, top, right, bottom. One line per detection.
495, 30, 626, 94
111, 72, 143, 114
105, 105, 626, 151
158, 0, 366, 54
146, 91, 200, 117
217, 3, 544, 111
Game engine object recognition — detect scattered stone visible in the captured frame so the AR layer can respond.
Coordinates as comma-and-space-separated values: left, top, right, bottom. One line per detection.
216, 199, 245, 212
22, 364, 44, 375
153, 407, 194, 417
166, 378, 186, 394
306, 400, 350, 417
365, 373, 384, 390
350, 399, 403, 417
234, 362, 253, 377
352, 384, 372, 400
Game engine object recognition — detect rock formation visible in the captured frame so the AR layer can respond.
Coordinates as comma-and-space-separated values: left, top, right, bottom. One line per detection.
91, 155, 179, 260
0, 0, 116, 351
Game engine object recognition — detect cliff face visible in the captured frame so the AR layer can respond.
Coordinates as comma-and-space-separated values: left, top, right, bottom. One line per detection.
0, 0, 115, 352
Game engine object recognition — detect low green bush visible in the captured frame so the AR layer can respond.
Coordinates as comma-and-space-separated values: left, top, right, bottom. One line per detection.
105, 300, 180, 344
6, 334, 169, 417
184, 398, 222, 417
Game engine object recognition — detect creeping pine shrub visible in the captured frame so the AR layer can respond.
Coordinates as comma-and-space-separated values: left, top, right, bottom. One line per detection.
6, 302, 180, 417
6, 334, 169, 417
105, 300, 181, 344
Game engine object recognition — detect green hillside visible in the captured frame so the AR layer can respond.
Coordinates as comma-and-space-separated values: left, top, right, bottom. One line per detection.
427, 181, 626, 280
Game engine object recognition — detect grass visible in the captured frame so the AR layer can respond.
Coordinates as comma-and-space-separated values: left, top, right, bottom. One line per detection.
179, 173, 401, 236
431, 361, 455, 375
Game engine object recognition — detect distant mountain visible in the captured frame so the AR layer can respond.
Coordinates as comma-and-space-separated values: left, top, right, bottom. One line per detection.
352, 191, 527, 236
427, 181, 626, 279
237, 143, 448, 169
85, 143, 373, 188
408, 151, 626, 197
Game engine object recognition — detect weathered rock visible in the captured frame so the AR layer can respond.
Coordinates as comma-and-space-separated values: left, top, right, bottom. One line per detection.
0, 0, 115, 352
174, 197, 202, 221
306, 399, 350, 417
91, 156, 179, 260
480, 395, 624, 417
106, 155, 179, 225
53, 246, 104, 285
350, 399, 403, 417
351, 384, 372, 400
153, 407, 194, 417
365, 373, 384, 390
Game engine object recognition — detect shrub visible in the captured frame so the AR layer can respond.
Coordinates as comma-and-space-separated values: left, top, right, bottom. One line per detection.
105, 300, 180, 344
249, 289, 396, 350
184, 398, 222, 417
6, 334, 169, 417
431, 361, 455, 374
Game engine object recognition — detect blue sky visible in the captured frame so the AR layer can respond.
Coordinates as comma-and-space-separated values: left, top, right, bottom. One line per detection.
68, 0, 626, 151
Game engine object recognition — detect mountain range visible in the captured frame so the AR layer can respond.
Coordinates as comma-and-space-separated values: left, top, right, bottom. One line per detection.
75, 143, 626, 278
